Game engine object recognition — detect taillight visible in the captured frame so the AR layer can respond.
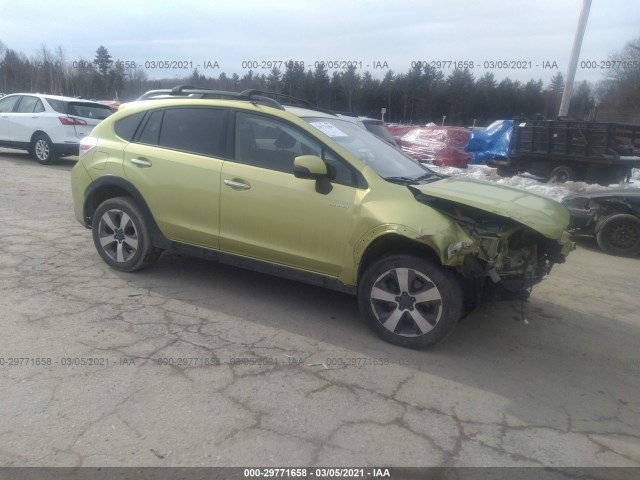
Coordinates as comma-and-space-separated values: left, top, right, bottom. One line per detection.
59, 116, 87, 126
79, 136, 98, 156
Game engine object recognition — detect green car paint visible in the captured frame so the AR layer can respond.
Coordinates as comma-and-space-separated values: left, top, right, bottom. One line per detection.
71, 93, 574, 348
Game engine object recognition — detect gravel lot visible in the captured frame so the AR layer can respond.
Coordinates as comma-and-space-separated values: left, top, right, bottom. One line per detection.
1, 149, 639, 470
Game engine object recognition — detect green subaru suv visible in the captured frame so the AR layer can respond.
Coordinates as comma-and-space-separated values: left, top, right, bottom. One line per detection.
71, 87, 574, 349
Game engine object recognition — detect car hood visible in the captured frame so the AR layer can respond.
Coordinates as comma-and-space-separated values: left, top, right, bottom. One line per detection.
414, 177, 570, 238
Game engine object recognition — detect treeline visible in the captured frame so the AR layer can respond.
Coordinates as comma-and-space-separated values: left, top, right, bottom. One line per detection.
1, 39, 638, 126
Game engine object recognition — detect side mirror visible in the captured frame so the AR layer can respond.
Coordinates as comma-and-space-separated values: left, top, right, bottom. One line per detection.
293, 155, 327, 180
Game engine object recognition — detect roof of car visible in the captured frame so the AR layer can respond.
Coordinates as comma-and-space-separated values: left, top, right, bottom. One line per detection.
283, 105, 339, 119
3, 92, 105, 103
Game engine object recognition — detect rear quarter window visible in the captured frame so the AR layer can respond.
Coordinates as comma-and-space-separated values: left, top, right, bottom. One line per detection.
44, 98, 67, 114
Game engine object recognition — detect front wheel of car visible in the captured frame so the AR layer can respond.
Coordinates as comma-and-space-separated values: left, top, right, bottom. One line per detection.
92, 197, 159, 272
358, 255, 463, 349
31, 133, 57, 165
595, 213, 640, 257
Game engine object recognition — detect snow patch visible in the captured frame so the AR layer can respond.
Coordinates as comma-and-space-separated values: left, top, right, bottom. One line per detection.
424, 164, 640, 202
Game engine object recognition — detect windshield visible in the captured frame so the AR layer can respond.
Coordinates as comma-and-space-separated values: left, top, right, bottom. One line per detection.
303, 117, 440, 183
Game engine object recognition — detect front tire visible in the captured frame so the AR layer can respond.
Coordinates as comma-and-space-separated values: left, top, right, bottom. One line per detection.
596, 214, 640, 257
31, 133, 57, 165
92, 197, 159, 271
358, 255, 463, 349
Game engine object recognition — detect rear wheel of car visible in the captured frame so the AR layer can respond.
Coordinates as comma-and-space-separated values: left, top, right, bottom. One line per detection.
92, 197, 159, 271
595, 214, 640, 257
31, 133, 56, 165
548, 165, 573, 183
358, 254, 462, 349
496, 166, 516, 178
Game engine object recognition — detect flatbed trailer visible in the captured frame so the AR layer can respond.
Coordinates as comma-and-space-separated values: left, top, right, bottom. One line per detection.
489, 120, 640, 185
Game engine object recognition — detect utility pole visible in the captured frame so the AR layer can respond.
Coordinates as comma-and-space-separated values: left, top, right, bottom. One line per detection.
558, 0, 592, 118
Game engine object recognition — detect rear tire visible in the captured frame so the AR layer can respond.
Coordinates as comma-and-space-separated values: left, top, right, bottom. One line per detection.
548, 165, 573, 183
92, 197, 160, 271
31, 133, 57, 165
496, 166, 516, 178
595, 214, 640, 257
358, 254, 462, 349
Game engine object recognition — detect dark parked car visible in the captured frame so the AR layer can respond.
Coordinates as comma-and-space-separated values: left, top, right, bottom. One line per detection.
562, 189, 640, 257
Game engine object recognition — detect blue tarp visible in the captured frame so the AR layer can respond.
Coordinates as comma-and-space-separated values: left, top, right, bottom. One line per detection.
464, 120, 513, 164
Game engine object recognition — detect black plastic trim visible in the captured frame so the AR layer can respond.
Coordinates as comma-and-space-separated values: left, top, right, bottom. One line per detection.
168, 241, 356, 295
82, 175, 171, 249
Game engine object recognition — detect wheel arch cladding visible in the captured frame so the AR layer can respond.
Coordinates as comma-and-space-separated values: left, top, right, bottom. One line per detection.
83, 176, 169, 249
356, 231, 443, 283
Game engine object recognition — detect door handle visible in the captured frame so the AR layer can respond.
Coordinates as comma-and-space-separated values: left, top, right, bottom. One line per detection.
224, 179, 251, 190
130, 158, 152, 167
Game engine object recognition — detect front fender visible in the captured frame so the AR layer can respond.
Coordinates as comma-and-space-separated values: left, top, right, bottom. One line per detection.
348, 220, 478, 285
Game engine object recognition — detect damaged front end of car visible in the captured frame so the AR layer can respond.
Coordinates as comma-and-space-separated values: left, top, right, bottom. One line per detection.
411, 185, 574, 308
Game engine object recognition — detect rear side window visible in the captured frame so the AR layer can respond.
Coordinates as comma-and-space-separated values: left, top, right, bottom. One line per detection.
114, 112, 145, 141
68, 102, 112, 120
158, 107, 227, 157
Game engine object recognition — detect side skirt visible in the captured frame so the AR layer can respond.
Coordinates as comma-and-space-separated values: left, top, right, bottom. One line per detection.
165, 240, 357, 296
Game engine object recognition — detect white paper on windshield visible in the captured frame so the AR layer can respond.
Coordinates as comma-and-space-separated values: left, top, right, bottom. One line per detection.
310, 121, 348, 138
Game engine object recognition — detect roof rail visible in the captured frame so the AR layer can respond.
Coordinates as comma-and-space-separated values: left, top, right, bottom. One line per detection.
136, 85, 285, 110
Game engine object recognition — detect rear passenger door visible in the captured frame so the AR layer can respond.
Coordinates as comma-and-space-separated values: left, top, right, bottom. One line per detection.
122, 106, 228, 248
219, 111, 357, 277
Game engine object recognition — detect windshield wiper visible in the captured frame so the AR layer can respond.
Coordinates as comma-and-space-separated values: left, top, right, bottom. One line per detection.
384, 173, 444, 186
412, 172, 444, 183
383, 176, 419, 185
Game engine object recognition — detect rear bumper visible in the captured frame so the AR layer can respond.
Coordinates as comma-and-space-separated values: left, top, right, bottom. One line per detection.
54, 142, 80, 156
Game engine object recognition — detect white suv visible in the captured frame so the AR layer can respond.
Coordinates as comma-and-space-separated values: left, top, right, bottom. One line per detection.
0, 93, 113, 164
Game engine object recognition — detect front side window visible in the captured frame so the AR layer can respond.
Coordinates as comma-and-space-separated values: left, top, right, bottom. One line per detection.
0, 95, 20, 113
235, 112, 319, 174
235, 112, 355, 185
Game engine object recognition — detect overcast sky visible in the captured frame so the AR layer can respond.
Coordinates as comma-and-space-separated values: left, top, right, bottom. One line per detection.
1, 0, 638, 85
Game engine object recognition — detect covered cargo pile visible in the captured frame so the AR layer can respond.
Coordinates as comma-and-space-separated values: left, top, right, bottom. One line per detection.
464, 120, 513, 164
387, 125, 471, 168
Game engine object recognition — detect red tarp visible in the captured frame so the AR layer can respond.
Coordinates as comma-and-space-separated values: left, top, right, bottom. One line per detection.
387, 125, 472, 168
